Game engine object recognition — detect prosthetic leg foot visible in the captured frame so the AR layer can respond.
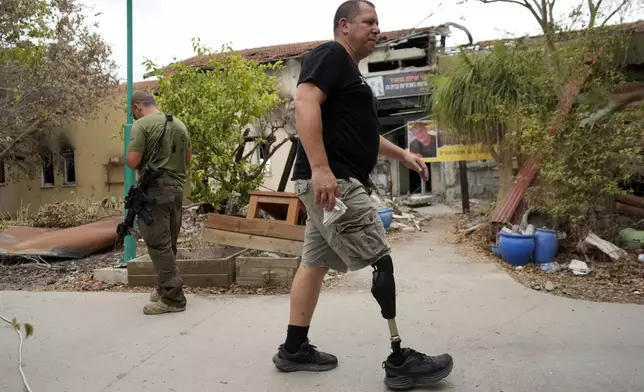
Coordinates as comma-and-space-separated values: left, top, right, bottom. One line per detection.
371, 255, 454, 390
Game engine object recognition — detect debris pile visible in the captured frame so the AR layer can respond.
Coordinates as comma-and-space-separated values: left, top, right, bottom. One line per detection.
31, 198, 121, 228
370, 194, 430, 235
179, 204, 208, 241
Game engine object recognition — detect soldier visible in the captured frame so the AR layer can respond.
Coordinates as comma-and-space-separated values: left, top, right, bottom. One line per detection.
125, 91, 192, 315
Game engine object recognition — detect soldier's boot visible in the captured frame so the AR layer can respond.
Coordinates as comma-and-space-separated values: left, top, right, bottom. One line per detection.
143, 300, 185, 315
150, 291, 160, 302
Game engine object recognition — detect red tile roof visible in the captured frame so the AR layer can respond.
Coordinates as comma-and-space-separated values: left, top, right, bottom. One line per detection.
181, 27, 436, 69
127, 26, 436, 92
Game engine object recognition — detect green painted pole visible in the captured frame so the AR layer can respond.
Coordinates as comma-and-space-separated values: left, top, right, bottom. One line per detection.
121, 0, 136, 264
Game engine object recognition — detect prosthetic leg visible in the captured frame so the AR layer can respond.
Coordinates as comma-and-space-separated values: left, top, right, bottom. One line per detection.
372, 255, 455, 389
370, 255, 402, 356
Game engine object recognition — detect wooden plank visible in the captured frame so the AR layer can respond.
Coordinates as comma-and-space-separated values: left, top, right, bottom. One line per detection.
238, 266, 293, 279
247, 194, 259, 219
236, 276, 290, 286
250, 190, 298, 198
236, 266, 295, 286
616, 201, 644, 217
127, 258, 235, 276
236, 257, 300, 269
207, 214, 305, 241
616, 194, 644, 209
256, 195, 293, 205
202, 228, 303, 256
128, 274, 234, 288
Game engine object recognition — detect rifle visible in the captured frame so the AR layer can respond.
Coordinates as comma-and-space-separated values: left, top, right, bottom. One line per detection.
115, 113, 174, 249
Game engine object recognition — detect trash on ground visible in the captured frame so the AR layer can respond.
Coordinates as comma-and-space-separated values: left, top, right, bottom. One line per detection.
538, 261, 562, 272
568, 259, 590, 276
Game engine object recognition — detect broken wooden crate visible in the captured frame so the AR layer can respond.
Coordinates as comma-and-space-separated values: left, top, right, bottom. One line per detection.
236, 253, 301, 286
127, 246, 245, 288
202, 213, 305, 256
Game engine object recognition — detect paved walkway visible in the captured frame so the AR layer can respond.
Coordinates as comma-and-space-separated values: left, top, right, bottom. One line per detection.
2, 216, 644, 392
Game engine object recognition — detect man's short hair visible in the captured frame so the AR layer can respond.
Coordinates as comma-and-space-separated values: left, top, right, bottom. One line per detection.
130, 90, 156, 107
333, 0, 375, 32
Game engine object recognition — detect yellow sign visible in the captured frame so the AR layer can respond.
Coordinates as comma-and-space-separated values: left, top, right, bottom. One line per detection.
406, 120, 493, 163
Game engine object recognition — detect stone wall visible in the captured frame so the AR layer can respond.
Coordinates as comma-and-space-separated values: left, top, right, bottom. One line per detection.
443, 160, 500, 202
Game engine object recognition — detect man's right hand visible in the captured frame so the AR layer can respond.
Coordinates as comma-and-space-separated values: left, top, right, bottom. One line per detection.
311, 166, 338, 211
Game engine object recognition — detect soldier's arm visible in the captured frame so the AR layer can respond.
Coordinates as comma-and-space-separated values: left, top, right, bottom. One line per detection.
185, 131, 192, 166
126, 121, 145, 170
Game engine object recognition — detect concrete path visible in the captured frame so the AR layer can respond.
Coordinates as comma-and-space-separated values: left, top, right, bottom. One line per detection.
2, 216, 644, 392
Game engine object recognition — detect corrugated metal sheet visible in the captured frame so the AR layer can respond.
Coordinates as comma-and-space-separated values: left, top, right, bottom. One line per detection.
489, 157, 539, 223
0, 216, 122, 259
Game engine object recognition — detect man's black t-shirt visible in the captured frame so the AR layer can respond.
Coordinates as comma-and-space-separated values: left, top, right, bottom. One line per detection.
291, 41, 380, 187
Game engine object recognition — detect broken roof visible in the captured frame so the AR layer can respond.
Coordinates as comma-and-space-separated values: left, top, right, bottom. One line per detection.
145, 26, 436, 78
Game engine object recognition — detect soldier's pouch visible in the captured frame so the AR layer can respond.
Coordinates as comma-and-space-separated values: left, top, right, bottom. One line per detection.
150, 193, 174, 205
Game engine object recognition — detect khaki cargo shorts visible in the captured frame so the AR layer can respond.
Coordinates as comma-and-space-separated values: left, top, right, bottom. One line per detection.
294, 177, 391, 272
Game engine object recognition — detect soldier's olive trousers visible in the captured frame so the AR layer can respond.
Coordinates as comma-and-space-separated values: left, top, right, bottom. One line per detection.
138, 184, 187, 308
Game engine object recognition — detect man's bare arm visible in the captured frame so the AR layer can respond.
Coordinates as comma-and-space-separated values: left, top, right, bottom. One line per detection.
378, 136, 407, 161
295, 82, 329, 170
378, 136, 429, 181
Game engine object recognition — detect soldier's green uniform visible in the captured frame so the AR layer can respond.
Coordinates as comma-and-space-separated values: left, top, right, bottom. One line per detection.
128, 112, 191, 311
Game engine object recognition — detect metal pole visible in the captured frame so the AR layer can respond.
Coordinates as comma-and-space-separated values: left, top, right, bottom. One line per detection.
120, 0, 136, 264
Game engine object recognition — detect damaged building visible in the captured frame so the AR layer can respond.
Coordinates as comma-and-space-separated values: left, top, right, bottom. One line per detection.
0, 23, 499, 216
362, 23, 499, 202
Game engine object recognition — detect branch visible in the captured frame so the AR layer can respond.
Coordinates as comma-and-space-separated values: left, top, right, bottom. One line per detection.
0, 118, 44, 161
0, 314, 34, 392
488, 144, 502, 163
247, 137, 291, 179
599, 0, 630, 26
479, 0, 545, 34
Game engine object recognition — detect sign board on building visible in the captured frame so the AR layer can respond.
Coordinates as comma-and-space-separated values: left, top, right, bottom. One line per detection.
365, 69, 430, 100
407, 120, 493, 163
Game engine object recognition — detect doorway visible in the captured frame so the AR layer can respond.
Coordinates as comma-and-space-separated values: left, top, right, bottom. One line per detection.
408, 162, 431, 194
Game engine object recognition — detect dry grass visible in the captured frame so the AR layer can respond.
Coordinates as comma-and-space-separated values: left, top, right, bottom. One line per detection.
0, 195, 123, 230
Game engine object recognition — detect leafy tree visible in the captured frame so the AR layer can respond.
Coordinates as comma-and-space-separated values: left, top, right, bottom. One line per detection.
431, 0, 644, 222
0, 0, 119, 178
143, 39, 293, 211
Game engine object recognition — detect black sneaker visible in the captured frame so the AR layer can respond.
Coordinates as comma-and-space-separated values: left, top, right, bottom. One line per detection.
272, 339, 338, 372
382, 348, 454, 390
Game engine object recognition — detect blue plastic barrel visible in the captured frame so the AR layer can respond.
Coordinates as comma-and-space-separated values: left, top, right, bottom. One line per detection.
498, 232, 535, 267
377, 207, 394, 229
533, 228, 558, 264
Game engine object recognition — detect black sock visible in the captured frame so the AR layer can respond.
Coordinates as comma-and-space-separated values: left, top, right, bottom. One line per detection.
285, 325, 309, 354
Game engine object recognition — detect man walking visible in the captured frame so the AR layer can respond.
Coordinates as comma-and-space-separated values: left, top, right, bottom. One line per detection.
126, 91, 192, 315
271, 1, 454, 389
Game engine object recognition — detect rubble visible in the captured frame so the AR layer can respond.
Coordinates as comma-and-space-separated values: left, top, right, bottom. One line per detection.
175, 205, 209, 247
385, 206, 428, 234
584, 231, 627, 261
398, 194, 437, 207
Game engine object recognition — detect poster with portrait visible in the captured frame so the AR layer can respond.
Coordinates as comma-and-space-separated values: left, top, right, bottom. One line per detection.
406, 120, 493, 163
